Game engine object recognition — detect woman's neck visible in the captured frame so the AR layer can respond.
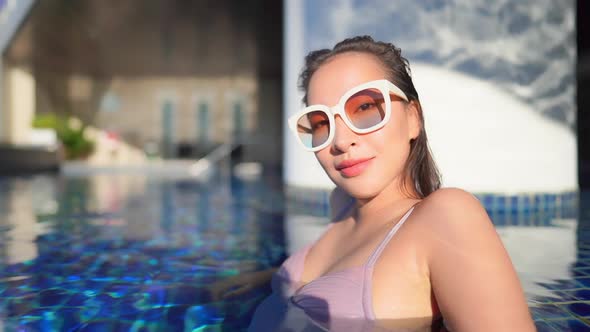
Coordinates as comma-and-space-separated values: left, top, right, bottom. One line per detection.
352, 177, 420, 229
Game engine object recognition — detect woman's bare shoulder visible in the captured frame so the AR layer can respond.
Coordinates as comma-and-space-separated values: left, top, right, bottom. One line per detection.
414, 187, 489, 229
420, 186, 481, 206
415, 187, 535, 331
412, 187, 498, 255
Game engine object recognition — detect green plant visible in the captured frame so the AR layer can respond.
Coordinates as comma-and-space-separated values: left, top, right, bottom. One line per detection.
33, 113, 95, 160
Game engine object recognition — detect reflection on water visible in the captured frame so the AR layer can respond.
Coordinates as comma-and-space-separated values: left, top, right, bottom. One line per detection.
0, 169, 286, 331
0, 170, 587, 330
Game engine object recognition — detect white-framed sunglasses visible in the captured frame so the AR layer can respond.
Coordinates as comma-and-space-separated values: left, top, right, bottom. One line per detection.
288, 79, 409, 152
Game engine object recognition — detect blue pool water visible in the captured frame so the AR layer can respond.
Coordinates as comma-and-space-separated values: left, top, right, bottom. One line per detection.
0, 169, 287, 331
0, 167, 588, 331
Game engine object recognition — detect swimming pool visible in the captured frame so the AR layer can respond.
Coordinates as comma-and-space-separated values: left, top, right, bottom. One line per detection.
0, 168, 586, 331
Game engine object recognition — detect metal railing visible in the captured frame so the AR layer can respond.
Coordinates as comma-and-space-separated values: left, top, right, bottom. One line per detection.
189, 142, 240, 178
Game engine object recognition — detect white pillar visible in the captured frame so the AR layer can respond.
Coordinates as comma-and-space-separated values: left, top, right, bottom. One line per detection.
0, 0, 37, 144
0, 58, 4, 141
5, 66, 35, 145
283, 0, 334, 191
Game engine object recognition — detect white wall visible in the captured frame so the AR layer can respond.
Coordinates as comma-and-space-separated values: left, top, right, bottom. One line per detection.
413, 64, 577, 193
283, 0, 577, 194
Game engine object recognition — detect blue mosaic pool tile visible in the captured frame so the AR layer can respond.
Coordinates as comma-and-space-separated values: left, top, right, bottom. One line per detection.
56, 307, 85, 331
38, 288, 70, 307
547, 194, 557, 209
184, 304, 225, 328
545, 318, 590, 331
575, 277, 590, 288
536, 281, 583, 292
63, 292, 90, 307
163, 305, 189, 330
77, 320, 129, 331
513, 195, 521, 212
554, 290, 584, 302
571, 268, 590, 278
570, 290, 590, 300
496, 196, 506, 210
532, 290, 584, 303
555, 279, 586, 289
481, 194, 495, 208
531, 195, 544, 211
18, 307, 82, 331
141, 307, 166, 321
533, 295, 568, 304
534, 320, 559, 332
102, 282, 135, 299
6, 298, 37, 317
287, 187, 578, 224
530, 304, 575, 320
580, 260, 590, 268
563, 302, 590, 318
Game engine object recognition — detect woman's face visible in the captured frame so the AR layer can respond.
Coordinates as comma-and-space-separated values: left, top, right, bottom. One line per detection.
307, 52, 420, 199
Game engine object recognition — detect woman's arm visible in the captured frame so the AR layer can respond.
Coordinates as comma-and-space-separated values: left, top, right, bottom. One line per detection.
422, 188, 535, 332
209, 267, 279, 300
211, 188, 354, 301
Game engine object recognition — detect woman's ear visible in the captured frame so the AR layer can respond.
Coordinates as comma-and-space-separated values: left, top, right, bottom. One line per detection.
406, 101, 421, 142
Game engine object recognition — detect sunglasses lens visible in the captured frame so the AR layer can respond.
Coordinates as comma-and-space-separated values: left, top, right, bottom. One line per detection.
294, 87, 389, 150
296, 110, 330, 149
344, 88, 386, 130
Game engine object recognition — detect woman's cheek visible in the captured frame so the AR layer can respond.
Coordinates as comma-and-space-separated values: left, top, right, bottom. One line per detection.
315, 152, 331, 173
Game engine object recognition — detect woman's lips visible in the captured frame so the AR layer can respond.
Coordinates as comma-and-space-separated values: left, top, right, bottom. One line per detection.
336, 158, 374, 177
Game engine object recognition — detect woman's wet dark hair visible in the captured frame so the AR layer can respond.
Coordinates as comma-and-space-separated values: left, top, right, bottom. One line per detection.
298, 35, 442, 199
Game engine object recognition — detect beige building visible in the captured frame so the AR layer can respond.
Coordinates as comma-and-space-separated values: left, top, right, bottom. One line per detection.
1, 0, 283, 165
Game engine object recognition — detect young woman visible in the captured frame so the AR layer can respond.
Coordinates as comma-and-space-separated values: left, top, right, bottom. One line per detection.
246, 36, 535, 332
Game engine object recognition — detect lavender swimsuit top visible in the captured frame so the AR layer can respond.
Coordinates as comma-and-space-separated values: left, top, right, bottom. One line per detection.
248, 204, 450, 331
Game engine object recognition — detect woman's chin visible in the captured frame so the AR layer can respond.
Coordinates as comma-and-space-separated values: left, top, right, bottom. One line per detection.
337, 184, 380, 201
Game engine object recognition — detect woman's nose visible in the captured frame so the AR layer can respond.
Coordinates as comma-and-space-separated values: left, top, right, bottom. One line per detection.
331, 116, 357, 152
